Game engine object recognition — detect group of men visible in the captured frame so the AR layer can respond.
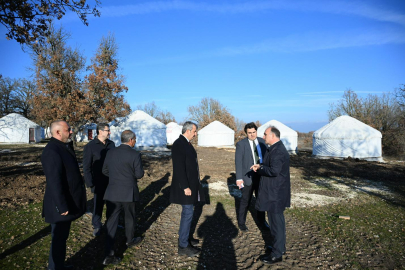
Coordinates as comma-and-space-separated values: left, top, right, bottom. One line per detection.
41, 119, 290, 269
236, 122, 291, 264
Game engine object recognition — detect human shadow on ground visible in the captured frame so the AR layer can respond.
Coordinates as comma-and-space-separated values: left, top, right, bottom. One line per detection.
197, 202, 238, 270
0, 225, 51, 260
67, 173, 171, 269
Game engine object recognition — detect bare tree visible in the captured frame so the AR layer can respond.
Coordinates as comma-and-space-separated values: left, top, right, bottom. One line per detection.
0, 76, 17, 117
0, 0, 100, 44
187, 97, 236, 131
329, 89, 404, 155
136, 101, 176, 124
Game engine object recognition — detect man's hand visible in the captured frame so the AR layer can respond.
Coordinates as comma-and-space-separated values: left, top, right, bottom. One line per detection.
250, 164, 260, 172
236, 180, 244, 189
184, 188, 192, 196
61, 211, 69, 216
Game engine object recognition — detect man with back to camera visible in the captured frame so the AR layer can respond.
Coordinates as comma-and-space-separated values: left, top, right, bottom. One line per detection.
170, 121, 205, 257
235, 122, 269, 232
251, 126, 291, 264
83, 123, 115, 237
101, 130, 144, 265
41, 120, 86, 270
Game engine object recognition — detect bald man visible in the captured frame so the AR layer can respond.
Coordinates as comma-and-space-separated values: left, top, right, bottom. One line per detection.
41, 120, 86, 270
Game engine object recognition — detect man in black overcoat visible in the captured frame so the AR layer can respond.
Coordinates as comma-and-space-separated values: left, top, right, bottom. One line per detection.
83, 123, 115, 237
251, 126, 291, 265
235, 122, 269, 231
101, 130, 144, 265
170, 121, 205, 257
41, 120, 86, 270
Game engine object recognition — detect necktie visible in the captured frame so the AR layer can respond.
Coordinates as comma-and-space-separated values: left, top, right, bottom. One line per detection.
253, 140, 260, 164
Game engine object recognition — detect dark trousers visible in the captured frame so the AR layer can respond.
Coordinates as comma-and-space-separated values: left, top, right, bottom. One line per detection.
105, 201, 136, 256
92, 191, 106, 229
48, 221, 71, 270
267, 212, 286, 258
178, 204, 194, 248
238, 175, 265, 225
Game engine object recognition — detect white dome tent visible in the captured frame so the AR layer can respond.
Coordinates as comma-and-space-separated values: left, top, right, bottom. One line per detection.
312, 115, 383, 162
166, 122, 183, 145
198, 120, 234, 147
257, 120, 298, 154
0, 113, 43, 143
109, 110, 167, 149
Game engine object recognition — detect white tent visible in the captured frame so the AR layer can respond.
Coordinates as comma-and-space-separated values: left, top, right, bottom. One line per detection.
0, 113, 43, 143
312, 115, 383, 161
257, 120, 298, 154
110, 110, 167, 149
166, 122, 183, 145
76, 123, 97, 142
198, 121, 234, 147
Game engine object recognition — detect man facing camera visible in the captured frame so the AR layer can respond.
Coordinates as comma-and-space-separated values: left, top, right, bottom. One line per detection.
101, 130, 144, 265
41, 120, 86, 270
251, 126, 291, 265
83, 123, 115, 237
235, 122, 269, 232
170, 121, 205, 257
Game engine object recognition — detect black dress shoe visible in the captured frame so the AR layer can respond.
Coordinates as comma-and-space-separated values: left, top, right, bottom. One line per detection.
189, 238, 200, 246
261, 255, 282, 264
102, 256, 121, 265
126, 236, 143, 247
178, 245, 201, 257
238, 224, 248, 232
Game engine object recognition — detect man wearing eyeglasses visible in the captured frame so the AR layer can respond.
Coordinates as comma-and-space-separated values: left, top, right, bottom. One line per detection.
83, 123, 115, 237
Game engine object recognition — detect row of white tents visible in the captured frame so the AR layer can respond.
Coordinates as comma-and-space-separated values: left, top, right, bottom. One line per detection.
0, 112, 383, 161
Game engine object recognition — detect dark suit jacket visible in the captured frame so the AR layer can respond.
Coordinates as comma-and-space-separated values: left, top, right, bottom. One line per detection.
255, 140, 291, 213
235, 137, 267, 186
41, 137, 86, 223
170, 135, 205, 205
83, 137, 115, 193
102, 144, 144, 202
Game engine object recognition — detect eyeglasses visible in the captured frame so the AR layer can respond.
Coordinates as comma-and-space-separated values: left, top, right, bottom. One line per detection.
102, 129, 110, 132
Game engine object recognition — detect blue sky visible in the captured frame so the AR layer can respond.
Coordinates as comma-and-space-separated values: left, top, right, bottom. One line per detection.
1, 0, 405, 132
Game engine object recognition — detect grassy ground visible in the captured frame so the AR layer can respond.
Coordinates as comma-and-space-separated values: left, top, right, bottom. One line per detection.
1, 193, 405, 269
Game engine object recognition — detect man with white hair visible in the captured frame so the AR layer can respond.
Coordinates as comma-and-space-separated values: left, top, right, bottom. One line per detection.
41, 120, 87, 270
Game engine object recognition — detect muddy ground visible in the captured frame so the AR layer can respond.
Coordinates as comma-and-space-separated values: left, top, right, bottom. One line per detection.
0, 144, 404, 269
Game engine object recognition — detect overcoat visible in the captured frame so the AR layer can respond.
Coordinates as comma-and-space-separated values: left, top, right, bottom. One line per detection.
170, 135, 205, 205
83, 137, 115, 193
41, 137, 86, 223
235, 137, 267, 186
255, 140, 291, 213
102, 144, 144, 202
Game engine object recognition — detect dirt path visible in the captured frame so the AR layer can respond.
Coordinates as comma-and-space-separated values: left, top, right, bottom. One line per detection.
1, 145, 404, 269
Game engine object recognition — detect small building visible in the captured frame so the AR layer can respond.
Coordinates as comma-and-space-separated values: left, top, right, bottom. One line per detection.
198, 120, 235, 147
76, 123, 97, 142
166, 122, 183, 145
109, 110, 167, 149
0, 113, 43, 143
257, 120, 298, 154
312, 115, 383, 161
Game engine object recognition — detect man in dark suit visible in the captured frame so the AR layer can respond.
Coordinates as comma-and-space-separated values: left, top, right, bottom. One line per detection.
41, 120, 86, 270
170, 121, 205, 257
251, 126, 291, 265
101, 130, 144, 265
235, 122, 269, 231
83, 123, 115, 237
